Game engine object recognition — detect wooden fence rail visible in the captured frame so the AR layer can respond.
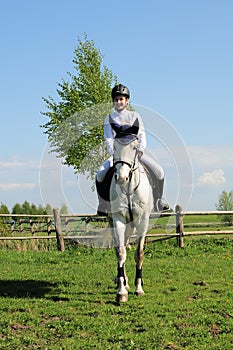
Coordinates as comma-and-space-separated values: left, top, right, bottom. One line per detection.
0, 206, 233, 251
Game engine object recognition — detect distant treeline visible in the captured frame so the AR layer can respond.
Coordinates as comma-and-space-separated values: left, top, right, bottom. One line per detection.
0, 201, 68, 215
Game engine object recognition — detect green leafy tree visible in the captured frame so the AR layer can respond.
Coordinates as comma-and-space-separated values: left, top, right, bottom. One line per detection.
60, 203, 68, 215
0, 203, 10, 236
45, 203, 53, 215
0, 203, 10, 214
30, 203, 38, 215
216, 190, 233, 226
41, 34, 117, 180
11, 203, 24, 222
37, 204, 47, 215
22, 200, 31, 214
12, 203, 23, 215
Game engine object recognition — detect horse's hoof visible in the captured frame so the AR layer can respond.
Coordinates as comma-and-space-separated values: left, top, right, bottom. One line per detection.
116, 293, 128, 303
135, 290, 145, 297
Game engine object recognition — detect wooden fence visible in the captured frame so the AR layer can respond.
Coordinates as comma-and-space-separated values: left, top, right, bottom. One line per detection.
174, 206, 233, 248
0, 206, 233, 251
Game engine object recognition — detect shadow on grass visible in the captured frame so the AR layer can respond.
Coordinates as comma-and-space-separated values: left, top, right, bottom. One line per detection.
0, 280, 64, 299
0, 280, 119, 304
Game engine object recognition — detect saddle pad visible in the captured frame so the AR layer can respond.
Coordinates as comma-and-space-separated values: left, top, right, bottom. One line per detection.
96, 167, 115, 202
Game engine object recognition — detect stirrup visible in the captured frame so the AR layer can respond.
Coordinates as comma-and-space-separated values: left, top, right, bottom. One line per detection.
97, 203, 108, 216
155, 198, 170, 212
97, 209, 108, 216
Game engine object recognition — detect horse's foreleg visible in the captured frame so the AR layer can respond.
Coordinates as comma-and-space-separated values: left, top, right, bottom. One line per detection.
134, 236, 145, 296
115, 246, 130, 290
116, 246, 128, 303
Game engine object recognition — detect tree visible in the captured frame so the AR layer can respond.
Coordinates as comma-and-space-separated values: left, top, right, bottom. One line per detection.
45, 203, 53, 215
41, 34, 117, 181
0, 203, 10, 236
216, 190, 233, 226
60, 203, 68, 215
37, 204, 47, 215
0, 202, 10, 214
12, 203, 23, 215
11, 202, 65, 215
30, 203, 38, 215
22, 200, 31, 214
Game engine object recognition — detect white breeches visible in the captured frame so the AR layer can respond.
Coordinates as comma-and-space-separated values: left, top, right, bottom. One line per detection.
96, 157, 113, 182
141, 152, 164, 180
96, 150, 164, 183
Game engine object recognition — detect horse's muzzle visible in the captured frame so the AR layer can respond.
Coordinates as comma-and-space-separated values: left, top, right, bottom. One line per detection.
115, 174, 128, 184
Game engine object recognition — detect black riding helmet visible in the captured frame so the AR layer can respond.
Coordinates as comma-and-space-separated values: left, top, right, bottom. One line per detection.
111, 84, 130, 100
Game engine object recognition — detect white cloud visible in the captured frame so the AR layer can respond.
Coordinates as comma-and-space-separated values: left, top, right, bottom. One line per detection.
0, 158, 40, 170
151, 145, 233, 170
0, 183, 36, 191
196, 169, 226, 187
188, 145, 233, 168
0, 160, 26, 168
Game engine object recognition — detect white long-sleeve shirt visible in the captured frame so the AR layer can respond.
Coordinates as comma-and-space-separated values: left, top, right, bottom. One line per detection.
104, 109, 147, 156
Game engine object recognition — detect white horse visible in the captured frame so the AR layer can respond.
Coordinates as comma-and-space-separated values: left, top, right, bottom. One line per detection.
108, 118, 153, 303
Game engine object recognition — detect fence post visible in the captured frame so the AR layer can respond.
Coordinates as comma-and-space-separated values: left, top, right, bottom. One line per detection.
30, 219, 35, 236
53, 208, 65, 252
11, 220, 15, 236
47, 217, 52, 236
176, 204, 184, 248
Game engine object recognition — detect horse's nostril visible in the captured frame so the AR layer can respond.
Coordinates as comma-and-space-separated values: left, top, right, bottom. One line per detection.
115, 174, 118, 181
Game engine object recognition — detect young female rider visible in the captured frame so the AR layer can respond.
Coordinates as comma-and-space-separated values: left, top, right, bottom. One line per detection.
96, 84, 169, 215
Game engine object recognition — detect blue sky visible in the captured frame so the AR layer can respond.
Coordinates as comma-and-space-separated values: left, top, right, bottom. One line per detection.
0, 0, 233, 212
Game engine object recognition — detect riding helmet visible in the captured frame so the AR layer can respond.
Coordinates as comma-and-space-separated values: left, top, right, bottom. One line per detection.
111, 84, 130, 100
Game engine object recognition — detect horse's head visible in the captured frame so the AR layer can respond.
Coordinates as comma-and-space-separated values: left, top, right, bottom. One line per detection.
111, 118, 139, 185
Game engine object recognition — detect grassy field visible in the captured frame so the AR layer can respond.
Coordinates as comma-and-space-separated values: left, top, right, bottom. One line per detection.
0, 237, 233, 349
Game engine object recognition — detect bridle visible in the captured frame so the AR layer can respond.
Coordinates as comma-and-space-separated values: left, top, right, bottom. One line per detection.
113, 144, 140, 194
114, 161, 140, 193
113, 143, 140, 225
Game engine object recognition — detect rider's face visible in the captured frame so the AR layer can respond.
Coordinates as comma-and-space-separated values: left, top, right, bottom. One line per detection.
113, 95, 128, 112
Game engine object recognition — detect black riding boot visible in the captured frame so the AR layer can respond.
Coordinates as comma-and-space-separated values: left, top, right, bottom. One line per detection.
96, 180, 109, 216
153, 178, 170, 212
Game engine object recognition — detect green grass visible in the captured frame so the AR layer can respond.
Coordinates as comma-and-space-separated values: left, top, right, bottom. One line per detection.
0, 238, 233, 349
